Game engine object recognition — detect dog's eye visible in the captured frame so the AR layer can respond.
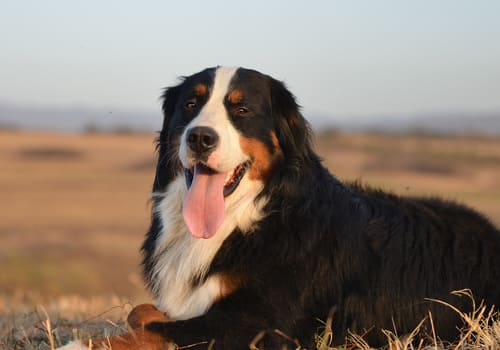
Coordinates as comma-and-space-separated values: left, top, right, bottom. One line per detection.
184, 101, 197, 110
235, 107, 250, 115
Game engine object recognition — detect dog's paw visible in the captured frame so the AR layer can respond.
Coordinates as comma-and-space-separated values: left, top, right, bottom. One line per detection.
127, 303, 170, 329
56, 340, 89, 350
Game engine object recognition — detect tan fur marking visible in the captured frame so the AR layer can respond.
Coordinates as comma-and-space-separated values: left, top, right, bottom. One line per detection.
228, 89, 244, 104
127, 304, 170, 329
239, 136, 275, 180
270, 131, 280, 150
193, 83, 207, 96
83, 329, 170, 350
217, 273, 243, 300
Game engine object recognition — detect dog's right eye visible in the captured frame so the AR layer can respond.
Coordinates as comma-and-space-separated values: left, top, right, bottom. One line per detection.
184, 101, 197, 110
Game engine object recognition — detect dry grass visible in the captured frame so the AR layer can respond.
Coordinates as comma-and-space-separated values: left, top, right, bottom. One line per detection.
312, 291, 500, 350
0, 294, 131, 349
1, 129, 499, 349
2, 292, 498, 349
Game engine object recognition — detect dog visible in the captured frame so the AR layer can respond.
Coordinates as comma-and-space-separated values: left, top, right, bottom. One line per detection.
58, 67, 500, 349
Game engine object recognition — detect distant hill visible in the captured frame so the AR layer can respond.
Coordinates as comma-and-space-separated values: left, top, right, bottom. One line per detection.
334, 114, 500, 135
1, 102, 499, 135
407, 114, 500, 135
0, 102, 161, 132
314, 112, 500, 136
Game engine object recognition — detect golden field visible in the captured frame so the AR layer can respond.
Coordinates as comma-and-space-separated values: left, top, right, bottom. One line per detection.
1, 129, 499, 349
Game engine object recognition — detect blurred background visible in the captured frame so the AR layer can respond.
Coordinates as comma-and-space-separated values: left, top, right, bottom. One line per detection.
1, 0, 500, 334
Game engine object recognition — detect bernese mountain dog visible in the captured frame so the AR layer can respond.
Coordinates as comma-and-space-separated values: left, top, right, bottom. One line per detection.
59, 67, 500, 349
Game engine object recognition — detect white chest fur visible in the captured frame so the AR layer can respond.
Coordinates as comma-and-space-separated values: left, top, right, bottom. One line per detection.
151, 175, 266, 320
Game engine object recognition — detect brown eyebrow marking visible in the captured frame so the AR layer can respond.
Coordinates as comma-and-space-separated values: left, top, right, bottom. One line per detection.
193, 83, 207, 96
228, 89, 244, 104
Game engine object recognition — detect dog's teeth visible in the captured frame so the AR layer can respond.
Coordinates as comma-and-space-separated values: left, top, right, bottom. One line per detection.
224, 164, 244, 187
225, 170, 235, 184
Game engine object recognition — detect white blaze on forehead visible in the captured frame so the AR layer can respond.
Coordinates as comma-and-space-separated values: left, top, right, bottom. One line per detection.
205, 66, 238, 111
179, 66, 245, 172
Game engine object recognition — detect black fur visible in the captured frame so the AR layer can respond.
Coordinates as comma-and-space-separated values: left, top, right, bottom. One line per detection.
142, 67, 500, 349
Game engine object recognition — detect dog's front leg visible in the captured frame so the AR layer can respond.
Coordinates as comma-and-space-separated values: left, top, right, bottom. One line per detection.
144, 290, 284, 350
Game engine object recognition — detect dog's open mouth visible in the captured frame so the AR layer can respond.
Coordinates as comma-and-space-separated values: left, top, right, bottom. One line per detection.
184, 160, 251, 197
182, 161, 252, 239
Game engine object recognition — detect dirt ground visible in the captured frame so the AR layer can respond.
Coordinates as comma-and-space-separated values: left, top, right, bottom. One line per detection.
1, 129, 499, 301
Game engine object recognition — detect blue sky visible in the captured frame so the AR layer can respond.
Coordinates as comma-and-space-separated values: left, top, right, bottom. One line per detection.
1, 0, 500, 127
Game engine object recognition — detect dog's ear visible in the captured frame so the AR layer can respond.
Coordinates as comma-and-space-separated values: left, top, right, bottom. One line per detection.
269, 78, 311, 159
153, 83, 183, 192
266, 78, 315, 198
160, 83, 183, 132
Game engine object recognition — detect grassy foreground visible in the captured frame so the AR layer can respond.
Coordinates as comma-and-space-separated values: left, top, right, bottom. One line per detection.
2, 291, 499, 349
1, 294, 130, 349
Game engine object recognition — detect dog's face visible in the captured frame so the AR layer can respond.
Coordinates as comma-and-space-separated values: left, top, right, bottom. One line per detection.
156, 67, 310, 239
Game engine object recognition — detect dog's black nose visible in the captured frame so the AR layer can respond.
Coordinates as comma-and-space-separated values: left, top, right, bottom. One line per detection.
186, 126, 219, 155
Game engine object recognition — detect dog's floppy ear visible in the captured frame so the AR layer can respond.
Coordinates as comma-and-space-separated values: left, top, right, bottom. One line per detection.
266, 78, 315, 198
269, 78, 312, 159
160, 83, 183, 132
153, 83, 183, 192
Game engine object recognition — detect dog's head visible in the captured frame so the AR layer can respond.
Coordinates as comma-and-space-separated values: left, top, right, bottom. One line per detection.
155, 67, 312, 239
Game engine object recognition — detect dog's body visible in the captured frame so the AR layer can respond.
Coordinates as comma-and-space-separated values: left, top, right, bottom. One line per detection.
59, 67, 500, 349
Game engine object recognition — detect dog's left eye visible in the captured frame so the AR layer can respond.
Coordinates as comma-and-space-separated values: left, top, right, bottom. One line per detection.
235, 107, 250, 115
184, 101, 197, 110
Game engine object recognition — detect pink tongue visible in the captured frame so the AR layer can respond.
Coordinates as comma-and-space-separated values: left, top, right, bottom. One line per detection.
183, 165, 227, 239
